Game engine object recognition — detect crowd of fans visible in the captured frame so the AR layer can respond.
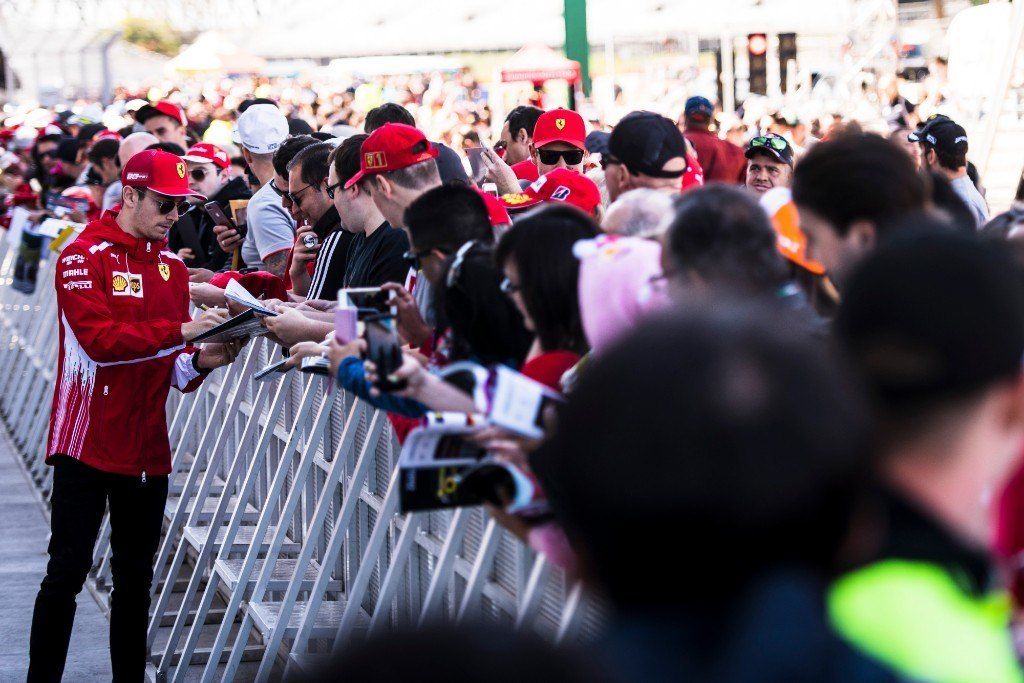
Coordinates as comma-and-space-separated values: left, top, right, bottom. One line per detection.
10, 79, 1024, 682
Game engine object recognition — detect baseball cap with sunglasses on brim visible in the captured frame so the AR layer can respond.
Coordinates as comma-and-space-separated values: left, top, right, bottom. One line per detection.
745, 134, 795, 167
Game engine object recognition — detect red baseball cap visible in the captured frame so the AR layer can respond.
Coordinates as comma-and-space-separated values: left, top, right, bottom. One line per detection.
135, 100, 187, 127
344, 123, 439, 189
94, 129, 122, 142
532, 108, 586, 150
183, 142, 230, 169
473, 187, 512, 227
499, 168, 601, 215
121, 150, 206, 199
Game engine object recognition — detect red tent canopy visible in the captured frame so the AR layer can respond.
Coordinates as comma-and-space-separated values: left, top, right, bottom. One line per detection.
500, 44, 581, 84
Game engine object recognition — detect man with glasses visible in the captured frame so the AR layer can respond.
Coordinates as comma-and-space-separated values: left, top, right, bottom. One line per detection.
134, 100, 190, 150
482, 108, 588, 195
103, 132, 158, 212
745, 133, 794, 195
286, 141, 348, 299
171, 142, 251, 271
29, 149, 243, 682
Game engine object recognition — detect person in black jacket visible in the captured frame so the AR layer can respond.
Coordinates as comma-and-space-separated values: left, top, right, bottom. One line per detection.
171, 142, 251, 271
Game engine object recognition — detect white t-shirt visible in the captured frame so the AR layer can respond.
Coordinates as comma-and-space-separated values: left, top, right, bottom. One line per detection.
241, 180, 296, 270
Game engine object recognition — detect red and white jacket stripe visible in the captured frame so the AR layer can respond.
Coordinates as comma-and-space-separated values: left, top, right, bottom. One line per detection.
47, 210, 207, 477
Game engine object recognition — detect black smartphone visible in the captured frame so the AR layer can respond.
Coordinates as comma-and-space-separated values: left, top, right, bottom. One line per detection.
363, 317, 407, 392
204, 201, 245, 239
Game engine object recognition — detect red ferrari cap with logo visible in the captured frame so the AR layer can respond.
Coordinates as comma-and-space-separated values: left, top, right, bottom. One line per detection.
121, 149, 206, 199
134, 100, 187, 127
345, 123, 439, 189
499, 168, 601, 215
182, 142, 230, 169
532, 108, 586, 150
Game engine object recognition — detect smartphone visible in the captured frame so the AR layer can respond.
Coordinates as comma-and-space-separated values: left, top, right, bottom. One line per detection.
341, 287, 392, 319
363, 317, 407, 392
467, 147, 487, 184
205, 201, 245, 239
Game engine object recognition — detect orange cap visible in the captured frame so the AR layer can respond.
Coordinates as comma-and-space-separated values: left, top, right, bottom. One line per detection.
760, 187, 825, 276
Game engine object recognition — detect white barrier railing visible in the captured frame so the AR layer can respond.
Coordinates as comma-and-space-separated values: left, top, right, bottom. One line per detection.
0, 238, 604, 682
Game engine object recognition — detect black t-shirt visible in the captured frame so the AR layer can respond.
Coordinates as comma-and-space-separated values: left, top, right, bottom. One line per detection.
343, 221, 411, 288
307, 206, 353, 300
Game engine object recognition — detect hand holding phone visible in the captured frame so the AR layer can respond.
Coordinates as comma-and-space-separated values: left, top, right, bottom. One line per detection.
205, 201, 246, 239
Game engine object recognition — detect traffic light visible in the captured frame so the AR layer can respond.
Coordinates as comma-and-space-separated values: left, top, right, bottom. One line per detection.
748, 33, 768, 96
778, 33, 797, 93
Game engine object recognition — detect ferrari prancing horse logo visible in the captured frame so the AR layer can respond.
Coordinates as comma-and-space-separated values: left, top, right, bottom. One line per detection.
176, 162, 186, 179
555, 118, 566, 130
158, 264, 171, 281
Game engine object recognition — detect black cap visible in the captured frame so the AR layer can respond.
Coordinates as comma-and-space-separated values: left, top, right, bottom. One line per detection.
287, 117, 315, 136
908, 116, 968, 157
76, 123, 106, 144
836, 231, 1024, 408
608, 111, 688, 178
744, 133, 795, 166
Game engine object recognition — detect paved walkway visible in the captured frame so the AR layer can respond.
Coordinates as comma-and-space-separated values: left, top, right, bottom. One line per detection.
0, 431, 111, 682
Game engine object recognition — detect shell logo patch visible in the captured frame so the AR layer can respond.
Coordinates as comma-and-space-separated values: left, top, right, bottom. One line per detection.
555, 118, 566, 130
176, 162, 186, 178
501, 193, 533, 206
112, 271, 143, 298
158, 263, 171, 281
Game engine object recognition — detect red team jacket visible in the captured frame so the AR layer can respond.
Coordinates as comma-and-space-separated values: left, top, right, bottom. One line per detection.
47, 211, 207, 477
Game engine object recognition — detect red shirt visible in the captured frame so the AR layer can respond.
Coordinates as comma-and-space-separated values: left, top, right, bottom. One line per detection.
48, 211, 206, 476
685, 127, 746, 184
520, 351, 581, 392
512, 159, 539, 182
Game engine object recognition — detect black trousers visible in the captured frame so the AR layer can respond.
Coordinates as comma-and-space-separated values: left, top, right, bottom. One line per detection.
27, 456, 168, 683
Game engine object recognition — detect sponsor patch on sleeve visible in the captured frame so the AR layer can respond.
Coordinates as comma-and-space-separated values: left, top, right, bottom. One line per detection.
63, 280, 92, 291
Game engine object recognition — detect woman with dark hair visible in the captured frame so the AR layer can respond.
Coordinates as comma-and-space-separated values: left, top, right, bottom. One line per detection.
494, 204, 598, 390
434, 240, 533, 368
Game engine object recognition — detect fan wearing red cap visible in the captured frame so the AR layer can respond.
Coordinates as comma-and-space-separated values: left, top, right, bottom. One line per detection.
182, 142, 232, 201
530, 108, 588, 176
499, 168, 602, 218
121, 149, 206, 241
345, 123, 442, 230
135, 100, 189, 149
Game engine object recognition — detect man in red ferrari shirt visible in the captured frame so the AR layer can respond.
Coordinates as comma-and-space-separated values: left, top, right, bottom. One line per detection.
28, 149, 243, 682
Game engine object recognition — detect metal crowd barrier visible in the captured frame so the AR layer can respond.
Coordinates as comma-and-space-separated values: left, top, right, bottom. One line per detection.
0, 237, 604, 682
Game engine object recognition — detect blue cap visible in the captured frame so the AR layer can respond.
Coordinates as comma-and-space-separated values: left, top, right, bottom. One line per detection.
585, 131, 611, 156
684, 96, 715, 120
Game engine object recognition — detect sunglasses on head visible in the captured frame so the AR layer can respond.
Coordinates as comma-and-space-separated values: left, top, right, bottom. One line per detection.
137, 188, 188, 215
537, 148, 584, 166
749, 135, 790, 152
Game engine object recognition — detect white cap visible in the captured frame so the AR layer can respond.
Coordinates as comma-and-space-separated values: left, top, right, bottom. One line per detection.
232, 104, 288, 155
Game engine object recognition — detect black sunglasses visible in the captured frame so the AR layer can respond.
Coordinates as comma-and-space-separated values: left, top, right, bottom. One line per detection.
404, 249, 430, 270
538, 148, 585, 166
599, 153, 621, 170
269, 178, 286, 197
189, 167, 212, 181
287, 184, 313, 205
325, 180, 343, 200
137, 188, 188, 215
